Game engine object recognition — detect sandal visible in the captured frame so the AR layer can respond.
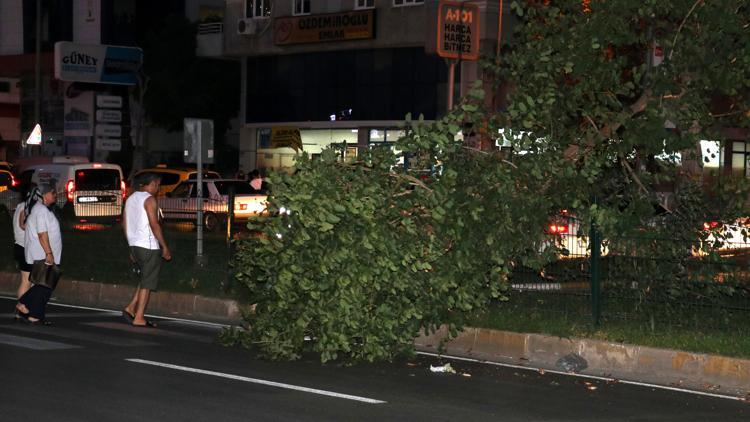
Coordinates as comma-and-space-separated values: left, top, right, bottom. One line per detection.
121, 310, 136, 323
132, 320, 157, 328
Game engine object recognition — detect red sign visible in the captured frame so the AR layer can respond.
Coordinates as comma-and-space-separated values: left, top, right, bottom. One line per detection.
436, 1, 480, 61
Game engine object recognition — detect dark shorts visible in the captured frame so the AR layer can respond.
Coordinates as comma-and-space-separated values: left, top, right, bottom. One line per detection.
14, 244, 32, 272
130, 246, 162, 291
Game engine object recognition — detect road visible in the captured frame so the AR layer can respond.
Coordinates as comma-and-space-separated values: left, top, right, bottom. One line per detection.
1, 297, 747, 421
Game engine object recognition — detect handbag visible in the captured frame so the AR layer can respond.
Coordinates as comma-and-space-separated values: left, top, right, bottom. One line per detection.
30, 260, 62, 290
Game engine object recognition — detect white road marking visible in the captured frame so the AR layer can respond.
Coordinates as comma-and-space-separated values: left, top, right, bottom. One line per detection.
0, 333, 81, 350
0, 296, 231, 329
416, 351, 747, 401
0, 312, 117, 319
126, 358, 387, 404
1, 324, 159, 347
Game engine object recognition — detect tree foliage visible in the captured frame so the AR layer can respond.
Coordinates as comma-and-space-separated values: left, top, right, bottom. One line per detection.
229, 0, 750, 362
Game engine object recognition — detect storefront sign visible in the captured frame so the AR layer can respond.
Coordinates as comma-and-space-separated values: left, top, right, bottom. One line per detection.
436, 1, 480, 61
274, 10, 375, 45
96, 95, 123, 108
54, 42, 143, 85
95, 124, 122, 137
271, 127, 302, 151
96, 137, 122, 152
96, 109, 122, 123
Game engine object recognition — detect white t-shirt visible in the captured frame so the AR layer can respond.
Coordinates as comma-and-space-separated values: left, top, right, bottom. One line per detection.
12, 202, 25, 246
125, 191, 159, 250
24, 203, 62, 265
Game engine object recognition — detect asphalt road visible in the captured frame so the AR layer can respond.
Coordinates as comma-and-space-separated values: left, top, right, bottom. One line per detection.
1, 297, 747, 421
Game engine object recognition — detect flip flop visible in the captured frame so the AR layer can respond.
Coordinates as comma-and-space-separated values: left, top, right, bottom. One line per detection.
14, 310, 29, 321
121, 310, 135, 323
132, 320, 157, 328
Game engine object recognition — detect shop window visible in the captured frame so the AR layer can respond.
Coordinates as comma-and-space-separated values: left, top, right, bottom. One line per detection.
293, 0, 311, 16
245, 0, 272, 18
731, 141, 750, 177
393, 0, 423, 7
355, 0, 375, 9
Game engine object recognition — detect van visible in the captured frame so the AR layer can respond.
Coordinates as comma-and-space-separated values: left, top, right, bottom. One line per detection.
19, 157, 126, 225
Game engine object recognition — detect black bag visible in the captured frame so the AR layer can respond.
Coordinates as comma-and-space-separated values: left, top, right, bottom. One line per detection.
30, 260, 61, 290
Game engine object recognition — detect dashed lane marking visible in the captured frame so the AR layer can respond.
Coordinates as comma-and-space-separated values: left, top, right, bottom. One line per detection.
0, 332, 81, 350
126, 358, 387, 404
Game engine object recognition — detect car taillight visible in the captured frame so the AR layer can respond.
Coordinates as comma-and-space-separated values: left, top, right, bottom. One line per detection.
11, 174, 17, 187
703, 221, 720, 230
548, 224, 568, 234
121, 180, 127, 199
66, 180, 75, 202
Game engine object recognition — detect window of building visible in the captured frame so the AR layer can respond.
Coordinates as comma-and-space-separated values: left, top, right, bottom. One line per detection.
355, 0, 375, 9
0, 81, 10, 93
245, 0, 272, 18
293, 0, 311, 16
392, 0, 423, 7
731, 141, 750, 177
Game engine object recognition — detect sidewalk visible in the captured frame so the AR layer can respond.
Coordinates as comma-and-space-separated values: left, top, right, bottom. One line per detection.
1, 271, 748, 398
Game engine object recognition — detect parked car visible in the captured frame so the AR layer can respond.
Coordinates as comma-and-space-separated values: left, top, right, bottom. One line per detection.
18, 157, 125, 226
158, 179, 267, 231
133, 165, 221, 196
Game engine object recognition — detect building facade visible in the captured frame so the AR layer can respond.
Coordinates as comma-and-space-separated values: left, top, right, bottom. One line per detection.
205, 0, 507, 173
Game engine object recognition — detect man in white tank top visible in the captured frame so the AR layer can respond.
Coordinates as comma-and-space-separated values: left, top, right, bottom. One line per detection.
122, 172, 172, 327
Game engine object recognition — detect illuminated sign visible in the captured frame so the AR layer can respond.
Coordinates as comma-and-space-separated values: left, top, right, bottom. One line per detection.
436, 1, 480, 61
274, 10, 375, 45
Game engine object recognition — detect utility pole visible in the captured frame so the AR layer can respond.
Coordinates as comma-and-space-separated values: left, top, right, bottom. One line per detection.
33, 0, 41, 156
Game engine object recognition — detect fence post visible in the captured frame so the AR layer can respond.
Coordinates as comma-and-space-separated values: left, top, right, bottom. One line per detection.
590, 198, 602, 327
225, 186, 236, 292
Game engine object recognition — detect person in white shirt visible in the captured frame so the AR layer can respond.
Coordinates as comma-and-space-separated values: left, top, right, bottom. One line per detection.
121, 172, 172, 327
18, 182, 61, 324
12, 186, 33, 318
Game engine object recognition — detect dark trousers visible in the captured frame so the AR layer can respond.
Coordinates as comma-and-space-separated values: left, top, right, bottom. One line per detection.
19, 285, 53, 320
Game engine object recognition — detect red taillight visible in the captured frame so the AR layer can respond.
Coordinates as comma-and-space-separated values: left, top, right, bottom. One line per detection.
703, 221, 720, 230
548, 224, 568, 234
121, 180, 127, 199
11, 174, 18, 187
66, 180, 75, 202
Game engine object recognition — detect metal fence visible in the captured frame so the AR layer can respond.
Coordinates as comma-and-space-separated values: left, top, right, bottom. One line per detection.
509, 225, 750, 331
0, 194, 239, 298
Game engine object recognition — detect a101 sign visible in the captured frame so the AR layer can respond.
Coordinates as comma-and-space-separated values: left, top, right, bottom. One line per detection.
436, 0, 480, 61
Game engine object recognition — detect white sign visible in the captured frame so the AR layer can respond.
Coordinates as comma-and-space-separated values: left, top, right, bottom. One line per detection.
96, 109, 122, 123
96, 95, 122, 108
26, 124, 43, 145
96, 137, 121, 151
96, 124, 122, 137
64, 83, 94, 137
54, 42, 143, 85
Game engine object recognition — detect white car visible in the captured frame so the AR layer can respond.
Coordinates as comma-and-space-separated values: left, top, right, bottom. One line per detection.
158, 179, 268, 231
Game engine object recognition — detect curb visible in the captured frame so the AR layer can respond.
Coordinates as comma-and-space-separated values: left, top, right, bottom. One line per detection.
0, 272, 242, 325
2, 272, 747, 397
416, 326, 750, 398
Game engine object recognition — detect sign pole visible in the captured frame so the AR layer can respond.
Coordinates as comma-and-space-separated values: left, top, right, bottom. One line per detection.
447, 60, 456, 111
196, 121, 204, 263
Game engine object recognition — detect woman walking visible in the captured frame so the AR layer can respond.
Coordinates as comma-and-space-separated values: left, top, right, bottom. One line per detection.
19, 182, 62, 324
12, 185, 34, 319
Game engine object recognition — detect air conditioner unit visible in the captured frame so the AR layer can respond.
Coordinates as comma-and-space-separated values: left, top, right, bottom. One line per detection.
237, 18, 257, 35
